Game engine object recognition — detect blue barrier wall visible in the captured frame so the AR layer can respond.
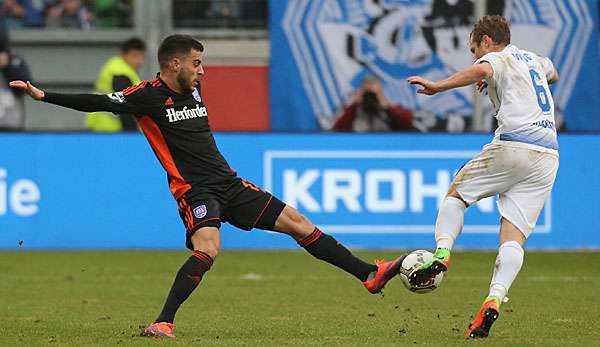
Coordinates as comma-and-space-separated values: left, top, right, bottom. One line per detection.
1, 133, 598, 249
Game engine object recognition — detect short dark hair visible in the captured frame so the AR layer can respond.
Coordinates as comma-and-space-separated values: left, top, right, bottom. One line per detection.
121, 37, 146, 53
157, 35, 204, 68
471, 15, 511, 46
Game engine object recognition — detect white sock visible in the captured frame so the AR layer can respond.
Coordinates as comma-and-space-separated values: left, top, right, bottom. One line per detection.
489, 241, 524, 302
435, 196, 466, 250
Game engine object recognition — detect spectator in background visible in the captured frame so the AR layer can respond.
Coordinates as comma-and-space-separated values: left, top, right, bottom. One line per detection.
172, 0, 267, 29
0, 5, 8, 41
89, 0, 133, 28
240, 0, 267, 27
0, 39, 31, 130
87, 37, 144, 132
183, 0, 240, 28
171, 0, 209, 28
1, 0, 49, 28
46, 0, 93, 29
215, 0, 239, 15
332, 75, 414, 132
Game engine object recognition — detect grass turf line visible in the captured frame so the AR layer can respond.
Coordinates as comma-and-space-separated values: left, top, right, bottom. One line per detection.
1, 250, 599, 346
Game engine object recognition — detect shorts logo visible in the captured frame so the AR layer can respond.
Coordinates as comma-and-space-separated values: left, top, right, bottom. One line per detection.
193, 205, 207, 219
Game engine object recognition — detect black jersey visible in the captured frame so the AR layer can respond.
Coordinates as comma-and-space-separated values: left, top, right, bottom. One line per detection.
44, 77, 237, 200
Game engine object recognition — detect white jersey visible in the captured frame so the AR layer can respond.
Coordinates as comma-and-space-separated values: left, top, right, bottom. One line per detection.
476, 45, 558, 155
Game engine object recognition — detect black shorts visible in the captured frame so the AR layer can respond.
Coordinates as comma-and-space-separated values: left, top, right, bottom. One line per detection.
177, 178, 286, 250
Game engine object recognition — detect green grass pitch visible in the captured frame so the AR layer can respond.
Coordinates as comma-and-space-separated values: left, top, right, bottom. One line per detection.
1, 250, 599, 346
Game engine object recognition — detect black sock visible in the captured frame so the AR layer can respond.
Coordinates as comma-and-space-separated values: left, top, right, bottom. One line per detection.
299, 228, 377, 282
155, 250, 213, 323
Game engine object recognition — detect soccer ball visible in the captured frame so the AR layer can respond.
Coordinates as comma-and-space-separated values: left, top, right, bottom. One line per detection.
398, 250, 444, 294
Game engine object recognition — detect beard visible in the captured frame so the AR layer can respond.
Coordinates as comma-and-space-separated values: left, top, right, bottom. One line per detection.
176, 71, 194, 93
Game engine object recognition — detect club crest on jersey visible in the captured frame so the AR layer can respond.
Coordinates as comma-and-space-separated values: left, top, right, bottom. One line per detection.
193, 205, 207, 219
166, 104, 208, 123
107, 91, 125, 104
192, 89, 202, 102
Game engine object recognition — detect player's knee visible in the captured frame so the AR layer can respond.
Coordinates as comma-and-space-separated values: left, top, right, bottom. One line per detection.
295, 212, 312, 228
190, 234, 220, 259
289, 209, 313, 230
280, 206, 314, 238
196, 245, 219, 260
446, 186, 468, 206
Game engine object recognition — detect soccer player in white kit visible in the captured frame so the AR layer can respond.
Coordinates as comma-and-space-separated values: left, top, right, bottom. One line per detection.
406, 15, 559, 339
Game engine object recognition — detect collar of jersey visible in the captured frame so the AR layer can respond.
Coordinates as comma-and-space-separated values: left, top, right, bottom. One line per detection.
156, 73, 193, 97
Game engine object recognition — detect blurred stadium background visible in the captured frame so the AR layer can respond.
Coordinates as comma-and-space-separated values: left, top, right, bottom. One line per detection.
1, 0, 598, 250
1, 1, 599, 345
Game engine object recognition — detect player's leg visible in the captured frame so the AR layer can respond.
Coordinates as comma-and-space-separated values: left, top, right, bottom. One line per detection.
410, 145, 519, 287
156, 227, 219, 322
466, 218, 524, 339
407, 185, 466, 287
143, 226, 220, 338
436, 146, 510, 255
466, 150, 558, 339
271, 204, 404, 294
490, 219, 526, 304
434, 186, 467, 255
225, 179, 402, 294
273, 205, 379, 279
143, 197, 222, 339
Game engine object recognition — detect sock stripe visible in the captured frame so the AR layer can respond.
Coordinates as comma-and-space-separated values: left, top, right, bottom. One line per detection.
298, 228, 323, 247
192, 250, 214, 269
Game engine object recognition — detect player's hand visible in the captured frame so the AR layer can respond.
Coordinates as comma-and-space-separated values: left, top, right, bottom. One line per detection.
9, 80, 45, 100
407, 76, 439, 96
476, 80, 488, 93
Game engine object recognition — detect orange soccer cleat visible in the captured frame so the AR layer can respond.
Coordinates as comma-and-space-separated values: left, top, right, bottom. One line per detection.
363, 255, 405, 294
141, 322, 176, 339
465, 296, 501, 339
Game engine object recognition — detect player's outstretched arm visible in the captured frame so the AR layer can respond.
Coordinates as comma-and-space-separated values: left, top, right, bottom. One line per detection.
407, 63, 493, 96
405, 76, 440, 95
10, 80, 136, 114
9, 80, 45, 100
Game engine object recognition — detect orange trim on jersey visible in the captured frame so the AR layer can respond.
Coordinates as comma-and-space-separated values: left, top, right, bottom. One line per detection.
138, 116, 191, 199
187, 204, 195, 230
123, 80, 148, 95
241, 179, 262, 192
179, 198, 193, 230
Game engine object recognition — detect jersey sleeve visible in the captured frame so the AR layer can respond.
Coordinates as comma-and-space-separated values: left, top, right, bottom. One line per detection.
106, 82, 151, 116
536, 56, 556, 81
42, 81, 152, 116
476, 52, 504, 82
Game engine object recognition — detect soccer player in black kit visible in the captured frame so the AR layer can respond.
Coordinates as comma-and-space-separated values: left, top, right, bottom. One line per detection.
11, 35, 405, 339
